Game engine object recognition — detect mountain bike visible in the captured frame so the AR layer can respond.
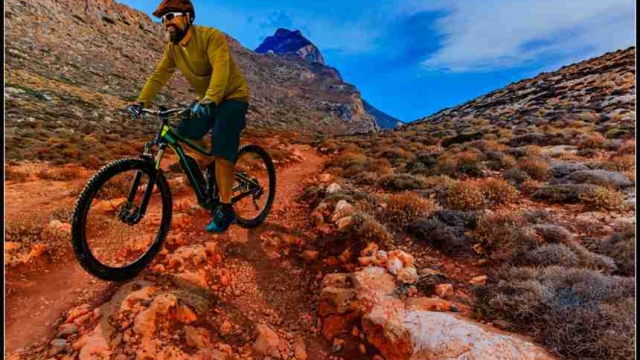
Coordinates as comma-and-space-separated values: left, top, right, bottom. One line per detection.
71, 105, 276, 281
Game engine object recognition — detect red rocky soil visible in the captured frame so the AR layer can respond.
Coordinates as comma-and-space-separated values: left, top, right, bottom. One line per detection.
4, 144, 368, 360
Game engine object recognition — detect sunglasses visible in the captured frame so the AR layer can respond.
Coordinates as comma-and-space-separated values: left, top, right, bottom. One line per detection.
161, 12, 184, 22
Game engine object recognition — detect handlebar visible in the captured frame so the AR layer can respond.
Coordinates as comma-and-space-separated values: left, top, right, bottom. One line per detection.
141, 107, 190, 117
124, 105, 191, 120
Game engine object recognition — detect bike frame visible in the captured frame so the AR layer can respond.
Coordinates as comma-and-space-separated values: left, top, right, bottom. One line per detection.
125, 110, 260, 220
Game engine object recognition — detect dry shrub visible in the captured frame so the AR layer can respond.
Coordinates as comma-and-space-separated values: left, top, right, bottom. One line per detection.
325, 150, 366, 170
524, 243, 580, 267
517, 158, 550, 181
454, 150, 486, 177
498, 128, 513, 140
498, 154, 517, 169
503, 168, 531, 185
444, 180, 486, 210
407, 210, 477, 255
299, 185, 326, 209
472, 212, 537, 262
350, 213, 393, 248
319, 138, 341, 153
421, 175, 456, 191
324, 166, 345, 177
615, 139, 635, 156
595, 226, 635, 276
485, 140, 509, 152
567, 242, 617, 273
378, 173, 426, 191
381, 192, 436, 229
435, 150, 485, 177
479, 178, 519, 206
81, 155, 103, 170
600, 155, 635, 172
375, 146, 416, 165
5, 165, 32, 182
433, 155, 458, 176
533, 184, 595, 204
519, 179, 544, 194
38, 166, 83, 181
475, 266, 635, 360
352, 171, 379, 186
366, 158, 394, 176
577, 132, 607, 150
578, 186, 625, 211
522, 145, 543, 157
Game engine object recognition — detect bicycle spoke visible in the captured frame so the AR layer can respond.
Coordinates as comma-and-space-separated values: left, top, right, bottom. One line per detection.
232, 150, 272, 223
84, 169, 164, 268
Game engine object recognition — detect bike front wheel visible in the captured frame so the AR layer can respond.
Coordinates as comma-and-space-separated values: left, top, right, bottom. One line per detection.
232, 144, 276, 228
71, 158, 172, 281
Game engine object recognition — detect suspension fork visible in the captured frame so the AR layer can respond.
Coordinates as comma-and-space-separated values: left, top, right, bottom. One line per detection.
122, 144, 163, 223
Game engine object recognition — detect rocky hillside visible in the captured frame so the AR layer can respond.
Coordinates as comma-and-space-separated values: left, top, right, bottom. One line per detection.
256, 28, 402, 130
307, 46, 635, 360
363, 100, 404, 129
5, 0, 380, 165
406, 47, 636, 137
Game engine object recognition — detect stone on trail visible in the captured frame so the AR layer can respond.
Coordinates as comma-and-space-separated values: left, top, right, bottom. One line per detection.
336, 216, 355, 232
331, 199, 355, 222
252, 324, 283, 358
193, 348, 231, 360
396, 266, 418, 284
173, 270, 209, 296
57, 323, 79, 337
405, 297, 452, 312
293, 338, 308, 360
469, 275, 488, 286
133, 293, 178, 338
435, 283, 454, 298
167, 244, 208, 269
386, 257, 403, 275
388, 250, 415, 267
301, 250, 319, 263
173, 303, 197, 324
326, 183, 342, 194
184, 326, 211, 348
351, 266, 397, 297
78, 324, 111, 360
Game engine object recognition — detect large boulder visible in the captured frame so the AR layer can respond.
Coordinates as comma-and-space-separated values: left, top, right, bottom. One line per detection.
363, 310, 559, 360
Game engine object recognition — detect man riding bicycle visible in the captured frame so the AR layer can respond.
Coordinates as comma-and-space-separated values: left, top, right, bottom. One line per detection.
129, 0, 250, 233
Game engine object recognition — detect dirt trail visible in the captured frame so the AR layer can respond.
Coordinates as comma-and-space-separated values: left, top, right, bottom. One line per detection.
4, 144, 339, 357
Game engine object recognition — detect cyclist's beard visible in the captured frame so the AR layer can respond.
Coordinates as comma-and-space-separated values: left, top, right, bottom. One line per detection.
165, 23, 189, 44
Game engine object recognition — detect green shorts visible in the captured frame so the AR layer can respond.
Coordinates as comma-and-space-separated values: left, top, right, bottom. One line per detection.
176, 100, 248, 163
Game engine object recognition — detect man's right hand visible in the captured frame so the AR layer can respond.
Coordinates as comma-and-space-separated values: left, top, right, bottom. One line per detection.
126, 102, 144, 117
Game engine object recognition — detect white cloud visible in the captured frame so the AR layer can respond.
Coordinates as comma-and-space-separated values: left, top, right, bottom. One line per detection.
413, 0, 636, 72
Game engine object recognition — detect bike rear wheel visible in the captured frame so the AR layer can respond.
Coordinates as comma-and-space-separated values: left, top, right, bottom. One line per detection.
71, 158, 172, 281
232, 144, 276, 228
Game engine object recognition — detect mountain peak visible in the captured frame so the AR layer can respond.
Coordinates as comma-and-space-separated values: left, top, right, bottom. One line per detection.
256, 28, 325, 65
274, 28, 302, 37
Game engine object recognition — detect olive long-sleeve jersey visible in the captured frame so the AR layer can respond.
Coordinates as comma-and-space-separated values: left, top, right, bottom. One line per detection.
137, 25, 250, 106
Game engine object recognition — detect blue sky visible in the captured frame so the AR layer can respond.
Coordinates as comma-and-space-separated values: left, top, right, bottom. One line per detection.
120, 0, 636, 122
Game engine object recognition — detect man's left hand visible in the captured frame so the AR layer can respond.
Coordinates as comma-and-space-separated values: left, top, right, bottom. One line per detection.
192, 99, 216, 120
